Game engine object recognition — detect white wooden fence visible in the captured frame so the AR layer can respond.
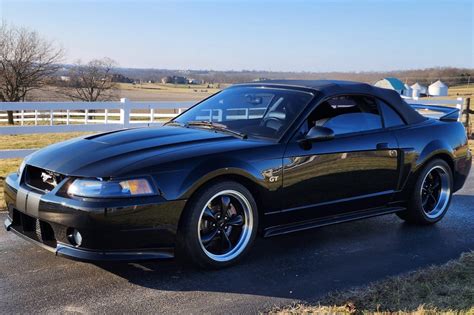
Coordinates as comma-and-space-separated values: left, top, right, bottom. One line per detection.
0, 96, 467, 159
0, 98, 194, 158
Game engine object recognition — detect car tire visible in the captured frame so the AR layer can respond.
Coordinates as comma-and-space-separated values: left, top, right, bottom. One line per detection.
396, 159, 453, 225
177, 181, 258, 269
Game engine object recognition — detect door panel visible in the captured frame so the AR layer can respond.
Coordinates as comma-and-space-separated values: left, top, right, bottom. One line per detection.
282, 131, 399, 221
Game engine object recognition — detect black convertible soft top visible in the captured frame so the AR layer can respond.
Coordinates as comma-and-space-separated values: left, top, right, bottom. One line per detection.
239, 80, 426, 125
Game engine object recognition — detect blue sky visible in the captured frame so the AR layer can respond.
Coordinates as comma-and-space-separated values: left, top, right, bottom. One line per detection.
1, 0, 472, 72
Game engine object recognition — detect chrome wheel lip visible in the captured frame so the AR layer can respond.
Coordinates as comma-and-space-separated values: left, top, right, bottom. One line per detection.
198, 190, 253, 262
420, 165, 451, 219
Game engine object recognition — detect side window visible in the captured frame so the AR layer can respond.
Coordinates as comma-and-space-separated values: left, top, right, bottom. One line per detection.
378, 100, 405, 128
306, 95, 383, 136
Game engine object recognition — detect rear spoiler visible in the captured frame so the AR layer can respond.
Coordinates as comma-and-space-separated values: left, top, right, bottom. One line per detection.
410, 104, 460, 122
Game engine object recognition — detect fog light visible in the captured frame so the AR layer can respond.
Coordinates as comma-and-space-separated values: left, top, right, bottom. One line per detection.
68, 229, 82, 247
73, 230, 82, 246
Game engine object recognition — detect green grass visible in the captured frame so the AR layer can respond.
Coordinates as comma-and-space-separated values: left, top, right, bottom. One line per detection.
272, 252, 474, 314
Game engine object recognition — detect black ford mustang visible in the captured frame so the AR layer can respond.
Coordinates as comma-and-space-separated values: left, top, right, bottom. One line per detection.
4, 80, 472, 268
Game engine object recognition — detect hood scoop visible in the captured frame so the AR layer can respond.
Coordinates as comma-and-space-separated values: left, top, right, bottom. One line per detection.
84, 129, 128, 141
85, 126, 208, 145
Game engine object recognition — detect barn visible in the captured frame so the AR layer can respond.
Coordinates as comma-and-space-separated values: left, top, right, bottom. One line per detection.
374, 77, 406, 95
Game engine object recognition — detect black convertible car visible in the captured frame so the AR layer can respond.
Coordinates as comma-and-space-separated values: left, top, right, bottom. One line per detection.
4, 80, 472, 268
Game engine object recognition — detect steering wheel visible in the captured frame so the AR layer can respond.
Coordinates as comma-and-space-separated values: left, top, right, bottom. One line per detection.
260, 116, 284, 132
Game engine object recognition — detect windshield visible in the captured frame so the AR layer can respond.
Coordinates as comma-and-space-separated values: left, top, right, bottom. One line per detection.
172, 87, 314, 140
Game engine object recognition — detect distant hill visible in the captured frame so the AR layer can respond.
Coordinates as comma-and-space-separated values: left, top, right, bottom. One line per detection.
115, 67, 472, 86
57, 66, 472, 87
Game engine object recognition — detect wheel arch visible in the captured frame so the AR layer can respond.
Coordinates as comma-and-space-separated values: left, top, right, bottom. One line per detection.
416, 139, 455, 175
423, 153, 454, 175
176, 170, 269, 235
404, 143, 455, 195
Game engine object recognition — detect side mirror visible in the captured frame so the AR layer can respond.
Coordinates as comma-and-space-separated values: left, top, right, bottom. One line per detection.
305, 126, 335, 142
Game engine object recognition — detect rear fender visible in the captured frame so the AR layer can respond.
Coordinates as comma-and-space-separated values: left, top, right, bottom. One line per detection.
401, 140, 455, 195
416, 139, 455, 171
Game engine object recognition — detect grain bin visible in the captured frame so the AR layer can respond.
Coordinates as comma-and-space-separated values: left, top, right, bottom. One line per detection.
411, 82, 428, 98
428, 80, 448, 96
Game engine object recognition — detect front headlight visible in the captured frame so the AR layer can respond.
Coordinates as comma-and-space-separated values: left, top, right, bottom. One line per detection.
67, 178, 156, 198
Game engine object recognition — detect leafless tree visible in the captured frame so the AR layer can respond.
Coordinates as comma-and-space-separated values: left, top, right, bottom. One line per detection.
61, 58, 119, 102
0, 22, 64, 124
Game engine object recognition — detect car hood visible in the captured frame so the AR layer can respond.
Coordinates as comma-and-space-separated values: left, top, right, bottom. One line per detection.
26, 126, 247, 177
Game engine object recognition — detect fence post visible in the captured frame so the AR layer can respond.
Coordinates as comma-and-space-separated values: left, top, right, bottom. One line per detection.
120, 98, 131, 128
464, 97, 471, 138
66, 110, 70, 125
49, 110, 53, 126
456, 97, 464, 124
20, 110, 24, 126
104, 109, 109, 124
84, 109, 89, 125
150, 107, 155, 123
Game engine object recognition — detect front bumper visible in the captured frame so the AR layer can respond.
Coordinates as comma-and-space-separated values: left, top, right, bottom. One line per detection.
4, 217, 173, 261
4, 172, 187, 262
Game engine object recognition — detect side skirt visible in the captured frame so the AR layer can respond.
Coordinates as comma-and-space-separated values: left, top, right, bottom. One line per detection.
263, 206, 406, 237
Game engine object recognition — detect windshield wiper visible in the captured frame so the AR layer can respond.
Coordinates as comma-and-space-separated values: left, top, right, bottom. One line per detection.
185, 121, 247, 139
164, 121, 185, 127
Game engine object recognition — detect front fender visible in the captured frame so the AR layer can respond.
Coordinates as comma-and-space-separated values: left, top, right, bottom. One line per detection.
181, 166, 261, 200
180, 153, 284, 198
150, 152, 283, 201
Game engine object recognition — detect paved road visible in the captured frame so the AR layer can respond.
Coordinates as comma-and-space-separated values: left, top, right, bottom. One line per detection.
1, 172, 473, 314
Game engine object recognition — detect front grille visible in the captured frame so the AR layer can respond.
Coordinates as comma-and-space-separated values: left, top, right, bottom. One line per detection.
11, 209, 57, 248
24, 165, 65, 192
